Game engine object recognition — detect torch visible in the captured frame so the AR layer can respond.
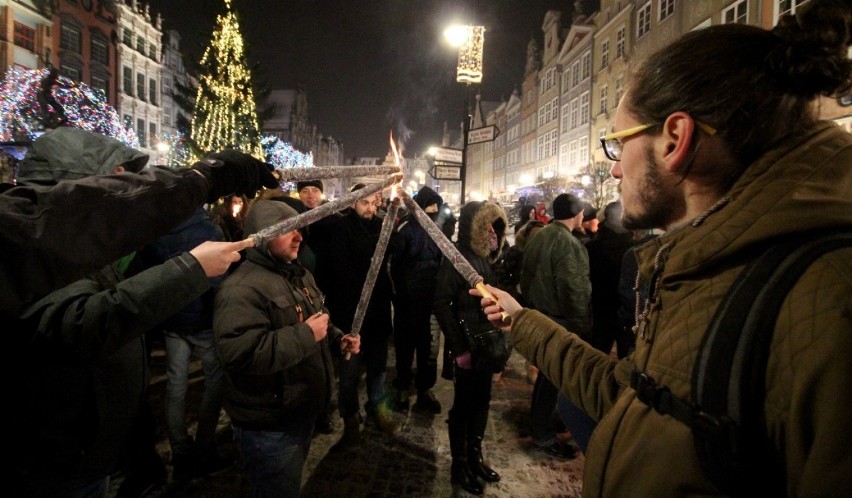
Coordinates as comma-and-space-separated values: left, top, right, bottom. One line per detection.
272, 165, 401, 182
344, 196, 401, 360
395, 187, 510, 323
244, 173, 402, 246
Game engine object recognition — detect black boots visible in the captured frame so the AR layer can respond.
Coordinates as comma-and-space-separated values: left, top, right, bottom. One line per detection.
449, 416, 485, 495
451, 458, 484, 495
468, 436, 500, 483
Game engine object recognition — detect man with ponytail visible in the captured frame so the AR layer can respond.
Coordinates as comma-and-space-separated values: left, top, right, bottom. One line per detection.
474, 0, 852, 495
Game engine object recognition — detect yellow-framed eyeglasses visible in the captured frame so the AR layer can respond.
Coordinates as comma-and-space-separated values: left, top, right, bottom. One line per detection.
600, 121, 717, 161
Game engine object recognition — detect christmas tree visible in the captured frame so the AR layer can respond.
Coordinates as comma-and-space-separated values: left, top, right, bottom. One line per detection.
190, 0, 263, 159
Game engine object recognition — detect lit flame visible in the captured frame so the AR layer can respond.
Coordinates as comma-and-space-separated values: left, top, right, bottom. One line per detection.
389, 131, 401, 201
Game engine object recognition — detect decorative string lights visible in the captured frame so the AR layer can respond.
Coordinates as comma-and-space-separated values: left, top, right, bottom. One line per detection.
190, 0, 263, 159
0, 67, 138, 147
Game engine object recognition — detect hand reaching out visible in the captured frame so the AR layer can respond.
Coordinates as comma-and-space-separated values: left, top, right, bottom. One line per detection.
469, 284, 521, 332
189, 239, 252, 277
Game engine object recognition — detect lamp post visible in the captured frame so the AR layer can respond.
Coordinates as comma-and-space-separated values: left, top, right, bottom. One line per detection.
445, 24, 485, 205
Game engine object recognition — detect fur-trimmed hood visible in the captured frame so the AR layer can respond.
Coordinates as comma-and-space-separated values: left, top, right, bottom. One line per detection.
457, 201, 508, 262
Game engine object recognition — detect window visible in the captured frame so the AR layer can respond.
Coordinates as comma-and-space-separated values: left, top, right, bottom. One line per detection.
616, 26, 626, 59
571, 60, 580, 87
570, 98, 579, 128
137, 35, 146, 54
91, 35, 108, 65
149, 78, 157, 104
580, 91, 590, 124
637, 2, 652, 38
561, 69, 569, 93
614, 77, 623, 107
601, 40, 610, 69
60, 21, 82, 53
560, 143, 569, 168
163, 75, 171, 96
123, 66, 133, 96
538, 104, 547, 127
659, 0, 676, 22
149, 122, 157, 144
60, 64, 81, 82
137, 73, 146, 101
777, 0, 809, 19
569, 140, 578, 167
599, 84, 608, 115
561, 103, 570, 130
537, 135, 546, 160
137, 118, 146, 147
550, 97, 559, 123
91, 75, 108, 95
582, 51, 591, 80
149, 43, 158, 60
578, 137, 589, 165
123, 28, 132, 45
723, 0, 748, 24
549, 129, 559, 158
14, 22, 36, 52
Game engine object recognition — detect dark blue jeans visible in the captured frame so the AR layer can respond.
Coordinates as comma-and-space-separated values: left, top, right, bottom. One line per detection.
233, 420, 314, 498
339, 331, 390, 417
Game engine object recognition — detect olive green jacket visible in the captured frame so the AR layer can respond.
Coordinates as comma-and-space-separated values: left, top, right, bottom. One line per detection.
511, 121, 852, 497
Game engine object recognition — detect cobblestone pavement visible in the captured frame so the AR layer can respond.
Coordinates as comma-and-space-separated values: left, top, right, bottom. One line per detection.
109, 326, 584, 497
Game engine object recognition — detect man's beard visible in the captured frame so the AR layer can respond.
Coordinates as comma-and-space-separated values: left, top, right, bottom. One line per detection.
622, 146, 682, 230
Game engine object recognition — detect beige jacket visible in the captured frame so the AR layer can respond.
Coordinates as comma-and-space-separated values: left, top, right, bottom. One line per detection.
511, 122, 852, 497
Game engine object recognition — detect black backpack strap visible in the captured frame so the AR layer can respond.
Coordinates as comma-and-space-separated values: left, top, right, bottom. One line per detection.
631, 230, 852, 496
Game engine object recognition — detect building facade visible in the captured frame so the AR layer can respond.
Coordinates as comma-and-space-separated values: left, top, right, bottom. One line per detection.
0, 0, 56, 77
116, 0, 162, 160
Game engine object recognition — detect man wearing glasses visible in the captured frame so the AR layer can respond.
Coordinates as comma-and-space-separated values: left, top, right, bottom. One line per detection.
473, 0, 852, 495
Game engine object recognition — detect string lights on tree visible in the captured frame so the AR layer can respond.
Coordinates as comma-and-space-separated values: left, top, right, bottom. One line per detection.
0, 67, 138, 148
190, 0, 263, 159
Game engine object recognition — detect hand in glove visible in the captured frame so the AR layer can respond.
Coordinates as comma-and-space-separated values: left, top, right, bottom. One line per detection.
192, 149, 278, 202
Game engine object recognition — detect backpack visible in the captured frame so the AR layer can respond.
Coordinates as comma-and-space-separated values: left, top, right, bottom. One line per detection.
630, 231, 852, 496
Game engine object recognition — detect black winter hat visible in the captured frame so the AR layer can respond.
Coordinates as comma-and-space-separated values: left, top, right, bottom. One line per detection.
552, 193, 584, 220
296, 179, 323, 192
414, 186, 443, 210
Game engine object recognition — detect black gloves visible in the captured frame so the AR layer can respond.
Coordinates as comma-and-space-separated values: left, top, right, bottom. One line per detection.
192, 149, 279, 203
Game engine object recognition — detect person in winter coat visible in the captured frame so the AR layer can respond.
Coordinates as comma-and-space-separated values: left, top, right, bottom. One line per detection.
390, 186, 453, 413
9, 127, 246, 497
325, 184, 397, 445
474, 2, 852, 496
534, 202, 549, 224
0, 130, 277, 316
433, 201, 508, 496
214, 200, 359, 498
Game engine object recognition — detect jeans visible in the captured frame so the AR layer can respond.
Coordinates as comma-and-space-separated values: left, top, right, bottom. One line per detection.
339, 332, 390, 417
233, 422, 314, 498
556, 393, 596, 453
164, 328, 224, 457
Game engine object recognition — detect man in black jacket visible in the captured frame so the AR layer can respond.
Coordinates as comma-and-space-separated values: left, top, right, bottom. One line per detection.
326, 183, 397, 446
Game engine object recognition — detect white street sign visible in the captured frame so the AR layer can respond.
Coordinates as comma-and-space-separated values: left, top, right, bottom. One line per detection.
467, 125, 499, 144
431, 165, 462, 180
431, 146, 463, 164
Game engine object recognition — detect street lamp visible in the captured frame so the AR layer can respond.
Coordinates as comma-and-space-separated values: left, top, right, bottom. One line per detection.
445, 24, 485, 205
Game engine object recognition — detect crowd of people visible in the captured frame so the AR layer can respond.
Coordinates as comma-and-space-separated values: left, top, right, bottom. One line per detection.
2, 0, 850, 496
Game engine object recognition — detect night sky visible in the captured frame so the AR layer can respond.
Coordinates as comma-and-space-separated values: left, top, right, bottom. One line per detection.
147, 0, 574, 159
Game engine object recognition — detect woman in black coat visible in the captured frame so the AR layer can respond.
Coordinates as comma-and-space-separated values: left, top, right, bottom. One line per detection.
433, 201, 508, 496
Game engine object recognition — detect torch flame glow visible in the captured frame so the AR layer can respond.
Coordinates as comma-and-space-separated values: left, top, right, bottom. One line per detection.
389, 131, 402, 200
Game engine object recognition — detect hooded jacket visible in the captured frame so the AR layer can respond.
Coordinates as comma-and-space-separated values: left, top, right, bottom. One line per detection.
509, 121, 852, 497
1, 128, 207, 315
10, 128, 210, 496
214, 201, 344, 430
433, 201, 507, 379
